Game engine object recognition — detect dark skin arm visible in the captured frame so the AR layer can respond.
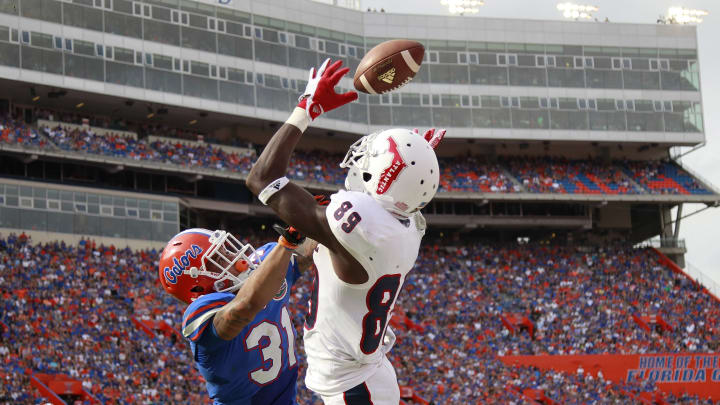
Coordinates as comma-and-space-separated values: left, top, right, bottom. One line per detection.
246, 123, 368, 284
212, 245, 292, 340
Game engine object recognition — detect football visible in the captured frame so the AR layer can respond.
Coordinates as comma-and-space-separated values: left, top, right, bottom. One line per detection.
353, 39, 424, 94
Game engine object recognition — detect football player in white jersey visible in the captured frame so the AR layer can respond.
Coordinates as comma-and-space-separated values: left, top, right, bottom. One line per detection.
246, 59, 444, 405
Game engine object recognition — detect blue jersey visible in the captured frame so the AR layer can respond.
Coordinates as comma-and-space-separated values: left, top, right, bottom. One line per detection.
181, 242, 301, 405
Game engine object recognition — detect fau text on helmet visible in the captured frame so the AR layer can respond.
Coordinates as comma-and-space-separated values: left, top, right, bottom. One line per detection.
376, 136, 407, 195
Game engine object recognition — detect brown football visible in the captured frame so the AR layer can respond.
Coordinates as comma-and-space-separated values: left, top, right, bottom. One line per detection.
353, 39, 424, 94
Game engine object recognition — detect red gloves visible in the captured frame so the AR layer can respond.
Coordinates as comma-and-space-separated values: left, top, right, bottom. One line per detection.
298, 59, 358, 121
413, 128, 446, 149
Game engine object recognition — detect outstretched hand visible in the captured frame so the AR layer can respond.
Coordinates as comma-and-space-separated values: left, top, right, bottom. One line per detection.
299, 58, 358, 120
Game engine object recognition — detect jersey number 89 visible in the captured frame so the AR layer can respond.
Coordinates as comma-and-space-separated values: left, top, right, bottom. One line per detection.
334, 201, 362, 233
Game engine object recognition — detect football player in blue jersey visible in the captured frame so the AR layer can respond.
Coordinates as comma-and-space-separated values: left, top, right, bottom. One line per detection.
158, 225, 316, 405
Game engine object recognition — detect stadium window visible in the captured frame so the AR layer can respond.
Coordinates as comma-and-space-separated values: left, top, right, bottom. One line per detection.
47, 199, 60, 211
588, 99, 597, 110
540, 98, 548, 108
20, 197, 32, 208
217, 20, 226, 32
65, 39, 73, 52
10, 29, 18, 43
653, 100, 663, 111
96, 44, 104, 57
281, 77, 289, 89
348, 46, 356, 58
279, 32, 287, 44
625, 100, 635, 111
290, 79, 297, 90
94, 0, 101, 7
210, 65, 217, 78
126, 208, 138, 218
550, 98, 558, 109
511, 97, 520, 108
431, 94, 440, 106
104, 0, 112, 10
380, 94, 391, 104
612, 57, 622, 70
423, 51, 438, 64
507, 54, 517, 66
77, 203, 90, 213
145, 53, 153, 65
245, 71, 253, 82
132, 2, 141, 16
219, 66, 226, 79
21, 30, 28, 44
650, 59, 659, 71
421, 94, 430, 106
458, 52, 468, 64
172, 57, 181, 71
338, 43, 346, 55
468, 52, 478, 64
136, 51, 143, 65
585, 57, 594, 68
615, 99, 625, 110
471, 95, 480, 107
104, 46, 113, 60
501, 96, 510, 107
663, 100, 673, 112
0, 195, 4, 206
535, 55, 545, 67
208, 17, 216, 31
256, 73, 264, 85
391, 93, 400, 105
574, 56, 583, 69
497, 54, 507, 66
622, 58, 631, 69
546, 55, 556, 67
243, 25, 252, 38
182, 60, 189, 72
53, 36, 62, 49
254, 27, 262, 39
660, 59, 669, 71
151, 210, 162, 221
181, 12, 189, 26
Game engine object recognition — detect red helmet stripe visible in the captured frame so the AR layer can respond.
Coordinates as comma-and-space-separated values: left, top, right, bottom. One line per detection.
376, 136, 407, 195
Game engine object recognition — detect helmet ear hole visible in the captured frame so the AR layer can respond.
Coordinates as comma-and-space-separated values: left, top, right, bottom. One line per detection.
362, 172, 372, 182
190, 286, 204, 293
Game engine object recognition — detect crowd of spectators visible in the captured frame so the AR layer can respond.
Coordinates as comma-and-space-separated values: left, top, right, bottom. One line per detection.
1, 232, 719, 404
1, 115, 713, 195
505, 157, 640, 194
625, 160, 713, 195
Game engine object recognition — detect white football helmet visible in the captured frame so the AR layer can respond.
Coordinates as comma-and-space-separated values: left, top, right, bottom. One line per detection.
340, 128, 440, 218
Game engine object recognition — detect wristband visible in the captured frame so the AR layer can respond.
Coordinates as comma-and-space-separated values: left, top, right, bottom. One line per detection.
258, 176, 290, 205
286, 107, 310, 132
277, 236, 298, 251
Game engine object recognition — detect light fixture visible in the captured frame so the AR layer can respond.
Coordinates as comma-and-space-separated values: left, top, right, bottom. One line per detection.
440, 0, 484, 15
75, 102, 84, 108
556, 2, 598, 20
30, 87, 40, 102
188, 119, 197, 125
146, 112, 155, 119
666, 7, 709, 24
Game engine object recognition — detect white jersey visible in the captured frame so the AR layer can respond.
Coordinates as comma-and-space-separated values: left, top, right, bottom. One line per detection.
304, 190, 425, 396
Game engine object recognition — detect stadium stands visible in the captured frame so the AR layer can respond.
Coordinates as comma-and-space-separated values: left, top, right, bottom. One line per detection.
1, 117, 713, 196
2, 233, 718, 403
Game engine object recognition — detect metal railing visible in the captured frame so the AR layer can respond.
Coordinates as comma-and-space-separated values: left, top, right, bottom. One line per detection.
636, 237, 686, 250
684, 262, 720, 299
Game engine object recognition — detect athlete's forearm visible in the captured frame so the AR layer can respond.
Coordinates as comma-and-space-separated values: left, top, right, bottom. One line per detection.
246, 110, 306, 196
213, 247, 292, 340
